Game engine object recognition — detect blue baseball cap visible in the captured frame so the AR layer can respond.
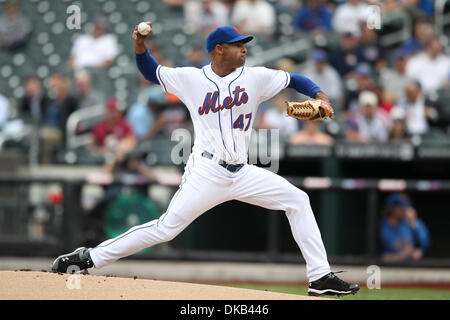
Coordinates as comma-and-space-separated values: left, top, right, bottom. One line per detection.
385, 193, 410, 208
206, 26, 253, 53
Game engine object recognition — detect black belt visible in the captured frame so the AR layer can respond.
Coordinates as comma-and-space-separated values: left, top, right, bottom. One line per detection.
201, 151, 245, 173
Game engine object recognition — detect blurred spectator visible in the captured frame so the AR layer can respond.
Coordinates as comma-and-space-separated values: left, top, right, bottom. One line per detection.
346, 63, 380, 114
389, 106, 409, 142
350, 90, 389, 143
126, 85, 167, 141
332, 0, 369, 35
155, 94, 192, 137
231, 0, 276, 36
301, 49, 343, 107
345, 118, 361, 143
395, 81, 429, 136
359, 24, 381, 67
0, 1, 31, 51
289, 121, 334, 146
40, 73, 78, 163
68, 15, 119, 70
380, 192, 430, 263
329, 30, 365, 77
378, 48, 414, 104
19, 76, 50, 124
75, 70, 104, 109
406, 38, 450, 93
0, 91, 9, 128
379, 89, 397, 114
91, 98, 137, 172
425, 86, 450, 131
401, 20, 435, 55
184, 0, 229, 35
258, 92, 299, 137
180, 44, 209, 68
292, 0, 332, 34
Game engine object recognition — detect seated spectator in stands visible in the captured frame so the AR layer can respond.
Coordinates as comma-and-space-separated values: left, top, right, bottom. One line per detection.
379, 89, 397, 114
345, 118, 364, 143
292, 0, 332, 34
39, 73, 78, 164
401, 20, 435, 55
406, 38, 450, 93
351, 90, 389, 143
329, 30, 365, 77
180, 44, 209, 68
75, 70, 104, 110
126, 85, 167, 141
68, 15, 119, 70
258, 92, 299, 138
332, 0, 369, 35
301, 49, 343, 108
184, 0, 229, 35
425, 84, 450, 131
39, 73, 78, 163
359, 24, 381, 68
153, 94, 192, 137
346, 63, 380, 115
0, 1, 31, 51
0, 91, 9, 128
395, 81, 428, 136
380, 192, 430, 263
231, 0, 276, 36
91, 98, 138, 172
19, 76, 50, 124
388, 107, 410, 142
289, 121, 334, 146
378, 48, 414, 104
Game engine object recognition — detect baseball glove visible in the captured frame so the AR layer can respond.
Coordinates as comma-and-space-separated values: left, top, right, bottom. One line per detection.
286, 99, 335, 121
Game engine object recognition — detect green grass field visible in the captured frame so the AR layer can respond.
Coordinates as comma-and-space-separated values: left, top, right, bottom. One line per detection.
210, 283, 450, 300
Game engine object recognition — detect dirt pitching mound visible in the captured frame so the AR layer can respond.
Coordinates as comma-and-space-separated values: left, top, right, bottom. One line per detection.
0, 271, 329, 300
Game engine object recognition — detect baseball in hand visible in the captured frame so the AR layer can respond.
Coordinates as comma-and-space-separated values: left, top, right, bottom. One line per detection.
138, 22, 151, 36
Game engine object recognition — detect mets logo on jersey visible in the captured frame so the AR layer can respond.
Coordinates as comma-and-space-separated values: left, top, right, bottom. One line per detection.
198, 86, 248, 115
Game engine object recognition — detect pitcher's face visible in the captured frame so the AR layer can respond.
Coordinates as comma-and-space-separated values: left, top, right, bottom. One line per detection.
221, 41, 247, 68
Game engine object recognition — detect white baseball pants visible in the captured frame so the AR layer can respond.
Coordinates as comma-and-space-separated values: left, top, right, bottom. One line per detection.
90, 151, 331, 281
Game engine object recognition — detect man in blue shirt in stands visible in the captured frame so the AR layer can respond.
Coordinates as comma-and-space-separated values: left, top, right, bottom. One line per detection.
380, 193, 430, 263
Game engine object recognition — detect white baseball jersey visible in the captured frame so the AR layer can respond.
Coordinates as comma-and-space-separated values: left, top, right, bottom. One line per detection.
89, 62, 331, 282
155, 63, 290, 164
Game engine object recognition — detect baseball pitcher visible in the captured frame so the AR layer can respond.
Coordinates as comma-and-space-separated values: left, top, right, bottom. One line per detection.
52, 23, 358, 296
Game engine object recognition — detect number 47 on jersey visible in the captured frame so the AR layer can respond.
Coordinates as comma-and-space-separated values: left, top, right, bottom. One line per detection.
233, 113, 252, 131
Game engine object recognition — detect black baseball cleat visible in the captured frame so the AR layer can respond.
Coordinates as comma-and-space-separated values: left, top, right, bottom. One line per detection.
51, 247, 94, 273
308, 272, 360, 297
